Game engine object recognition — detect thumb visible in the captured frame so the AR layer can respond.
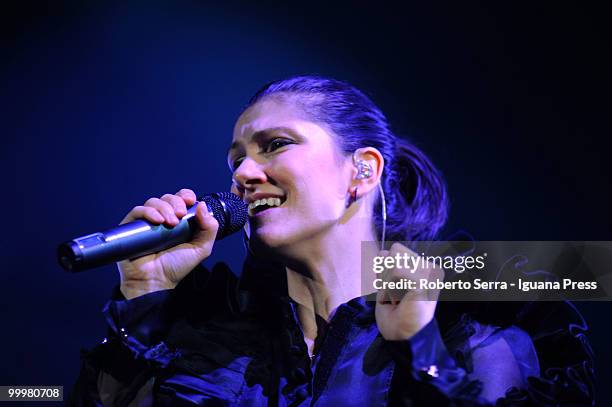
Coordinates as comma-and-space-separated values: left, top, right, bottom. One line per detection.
190, 202, 219, 251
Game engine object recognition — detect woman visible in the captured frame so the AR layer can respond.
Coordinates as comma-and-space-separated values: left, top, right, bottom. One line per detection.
70, 76, 594, 406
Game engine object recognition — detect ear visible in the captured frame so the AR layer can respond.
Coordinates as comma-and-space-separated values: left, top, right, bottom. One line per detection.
350, 147, 384, 198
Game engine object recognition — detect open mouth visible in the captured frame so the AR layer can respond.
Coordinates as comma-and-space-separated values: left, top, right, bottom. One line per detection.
248, 197, 285, 216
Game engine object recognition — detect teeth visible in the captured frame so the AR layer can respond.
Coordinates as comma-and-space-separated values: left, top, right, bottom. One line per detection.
247, 197, 283, 213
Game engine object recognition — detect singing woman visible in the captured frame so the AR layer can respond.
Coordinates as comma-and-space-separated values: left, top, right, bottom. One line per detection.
70, 76, 594, 406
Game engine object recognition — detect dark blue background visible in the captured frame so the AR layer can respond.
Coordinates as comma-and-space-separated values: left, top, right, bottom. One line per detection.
2, 1, 610, 404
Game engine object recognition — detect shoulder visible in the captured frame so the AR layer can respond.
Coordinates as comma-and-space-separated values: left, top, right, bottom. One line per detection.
436, 301, 595, 403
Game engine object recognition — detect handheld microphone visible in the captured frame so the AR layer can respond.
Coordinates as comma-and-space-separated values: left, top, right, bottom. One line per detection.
58, 192, 248, 272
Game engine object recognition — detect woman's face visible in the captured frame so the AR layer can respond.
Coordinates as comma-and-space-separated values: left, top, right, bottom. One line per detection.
228, 98, 353, 252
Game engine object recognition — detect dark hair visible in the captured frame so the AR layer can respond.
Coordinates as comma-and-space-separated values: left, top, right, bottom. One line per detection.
245, 76, 448, 241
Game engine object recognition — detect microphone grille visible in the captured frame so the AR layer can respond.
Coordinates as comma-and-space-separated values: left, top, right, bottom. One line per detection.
201, 192, 248, 239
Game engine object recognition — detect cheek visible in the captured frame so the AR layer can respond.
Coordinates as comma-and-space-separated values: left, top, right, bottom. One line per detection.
230, 183, 242, 198
281, 152, 348, 215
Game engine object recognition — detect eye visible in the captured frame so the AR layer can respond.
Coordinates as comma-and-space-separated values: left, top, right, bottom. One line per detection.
230, 156, 244, 171
264, 138, 293, 153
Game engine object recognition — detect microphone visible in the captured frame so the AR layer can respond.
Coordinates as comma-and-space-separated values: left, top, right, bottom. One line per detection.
58, 192, 248, 272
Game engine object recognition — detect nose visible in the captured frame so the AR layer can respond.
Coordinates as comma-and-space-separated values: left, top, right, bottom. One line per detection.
232, 157, 267, 193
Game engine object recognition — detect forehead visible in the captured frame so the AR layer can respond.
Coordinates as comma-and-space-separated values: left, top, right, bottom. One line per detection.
228, 98, 348, 166
232, 98, 308, 141
228, 98, 344, 162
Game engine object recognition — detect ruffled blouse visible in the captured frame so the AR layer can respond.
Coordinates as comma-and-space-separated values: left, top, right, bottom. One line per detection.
68, 261, 595, 406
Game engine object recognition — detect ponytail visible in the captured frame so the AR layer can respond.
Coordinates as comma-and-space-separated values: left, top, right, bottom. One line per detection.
378, 138, 448, 241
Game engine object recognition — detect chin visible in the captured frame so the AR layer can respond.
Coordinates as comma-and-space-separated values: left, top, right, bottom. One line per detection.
249, 224, 293, 251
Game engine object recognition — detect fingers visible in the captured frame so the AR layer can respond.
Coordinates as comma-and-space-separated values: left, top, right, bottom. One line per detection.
375, 243, 442, 303
176, 188, 197, 206
144, 197, 180, 226
160, 194, 188, 217
121, 188, 198, 227
121, 205, 165, 225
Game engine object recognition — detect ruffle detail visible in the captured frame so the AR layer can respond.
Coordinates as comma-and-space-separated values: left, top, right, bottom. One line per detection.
436, 301, 595, 405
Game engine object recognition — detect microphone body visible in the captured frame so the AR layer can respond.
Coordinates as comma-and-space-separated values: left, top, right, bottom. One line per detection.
58, 192, 247, 272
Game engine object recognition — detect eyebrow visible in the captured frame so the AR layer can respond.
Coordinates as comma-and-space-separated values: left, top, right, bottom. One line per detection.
226, 126, 296, 157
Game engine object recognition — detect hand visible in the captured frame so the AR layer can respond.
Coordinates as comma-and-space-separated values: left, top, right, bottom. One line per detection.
375, 243, 442, 340
117, 188, 219, 299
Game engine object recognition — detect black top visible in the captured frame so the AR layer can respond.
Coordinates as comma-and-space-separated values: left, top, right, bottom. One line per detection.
69, 258, 595, 406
